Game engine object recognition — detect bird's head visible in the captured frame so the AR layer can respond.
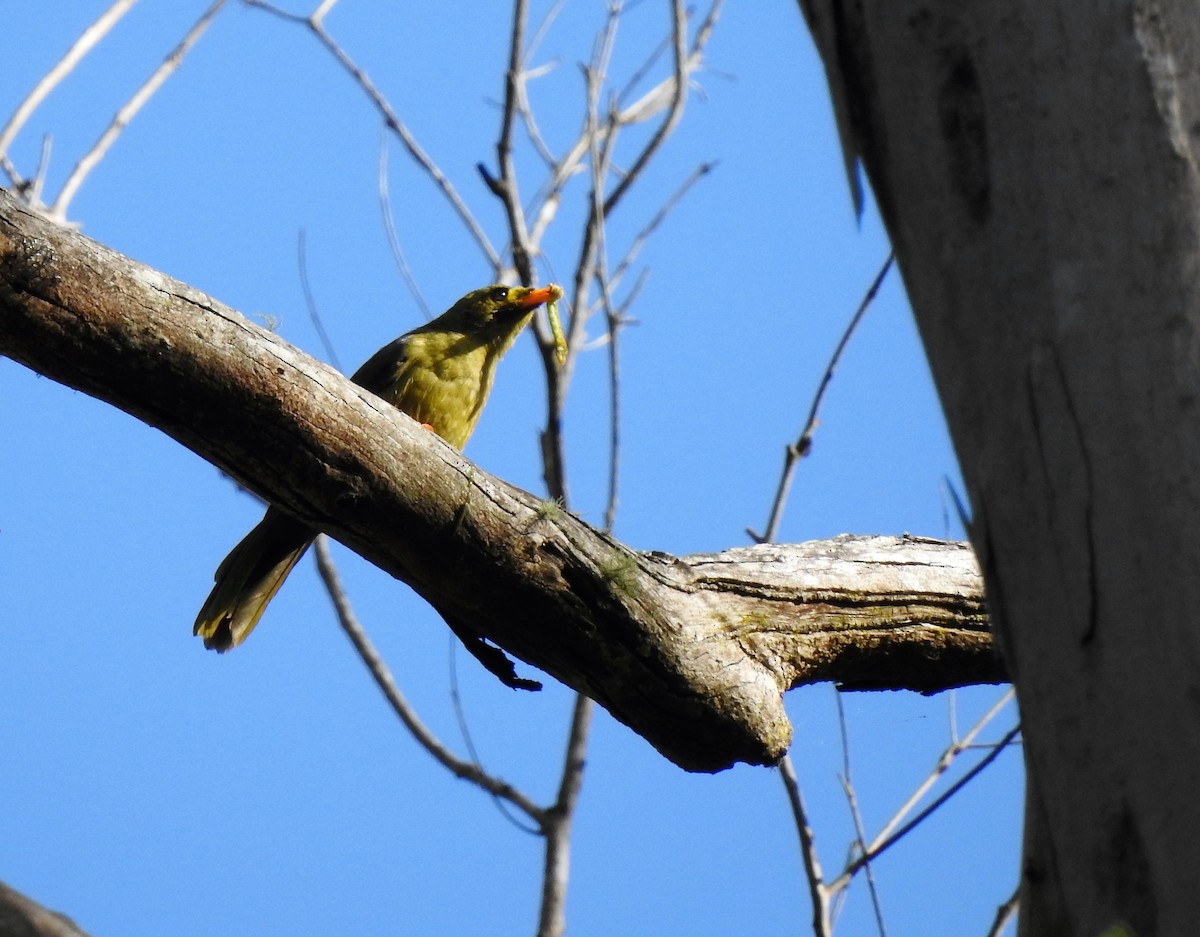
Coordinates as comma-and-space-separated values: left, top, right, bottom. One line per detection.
443, 284, 562, 343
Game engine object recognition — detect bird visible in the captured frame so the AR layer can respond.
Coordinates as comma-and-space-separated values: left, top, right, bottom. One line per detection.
194, 283, 561, 652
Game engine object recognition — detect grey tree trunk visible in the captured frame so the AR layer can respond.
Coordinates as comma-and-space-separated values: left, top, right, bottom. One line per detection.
799, 0, 1200, 933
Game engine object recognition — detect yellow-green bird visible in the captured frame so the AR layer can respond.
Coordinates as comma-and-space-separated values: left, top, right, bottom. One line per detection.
195, 283, 561, 652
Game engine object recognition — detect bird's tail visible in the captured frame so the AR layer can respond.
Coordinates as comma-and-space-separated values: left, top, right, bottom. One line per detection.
194, 508, 315, 652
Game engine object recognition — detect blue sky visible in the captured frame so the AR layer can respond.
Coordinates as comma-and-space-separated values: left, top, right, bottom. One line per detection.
1, 3, 1020, 935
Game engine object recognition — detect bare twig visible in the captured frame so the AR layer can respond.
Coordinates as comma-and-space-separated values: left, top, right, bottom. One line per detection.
489, 0, 536, 285
310, 0, 340, 24
608, 159, 715, 294
514, 60, 563, 169
313, 536, 545, 822
509, 0, 567, 172
835, 696, 889, 937
536, 694, 594, 937
50, 0, 228, 222
0, 154, 21, 192
868, 690, 1016, 852
535, 4, 620, 506
985, 886, 1020, 937
0, 0, 138, 191
582, 42, 626, 535
28, 136, 54, 209
779, 754, 832, 937
567, 5, 622, 357
377, 134, 430, 320
526, 0, 722, 260
525, 131, 592, 250
599, 288, 622, 535
611, 0, 722, 129
749, 253, 894, 544
297, 229, 343, 371
447, 640, 541, 836
244, 0, 502, 273
832, 724, 1022, 888
615, 23, 673, 108
601, 0, 688, 216
613, 266, 650, 322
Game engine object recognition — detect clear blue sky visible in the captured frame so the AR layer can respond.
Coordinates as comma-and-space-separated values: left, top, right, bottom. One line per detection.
1, 3, 1020, 935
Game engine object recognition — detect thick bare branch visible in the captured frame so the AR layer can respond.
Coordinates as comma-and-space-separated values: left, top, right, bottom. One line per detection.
0, 191, 1001, 771
0, 881, 93, 937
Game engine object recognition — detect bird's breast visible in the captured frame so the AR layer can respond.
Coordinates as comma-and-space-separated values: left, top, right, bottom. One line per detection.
382, 338, 497, 450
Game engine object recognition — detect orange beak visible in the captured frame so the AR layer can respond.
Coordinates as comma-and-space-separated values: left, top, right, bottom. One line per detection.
518, 283, 564, 308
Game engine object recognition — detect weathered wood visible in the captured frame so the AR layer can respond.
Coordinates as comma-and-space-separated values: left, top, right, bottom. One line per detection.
799, 0, 1200, 931
0, 189, 1001, 772
0, 880, 92, 937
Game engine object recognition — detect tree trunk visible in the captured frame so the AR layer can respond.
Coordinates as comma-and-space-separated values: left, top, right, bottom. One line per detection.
799, 0, 1200, 932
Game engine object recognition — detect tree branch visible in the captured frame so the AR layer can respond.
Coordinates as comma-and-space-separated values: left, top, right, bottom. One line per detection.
312, 536, 546, 820
0, 190, 1002, 772
0, 881, 93, 937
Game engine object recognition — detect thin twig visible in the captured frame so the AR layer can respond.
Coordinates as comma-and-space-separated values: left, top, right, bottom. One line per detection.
608, 159, 715, 294
313, 536, 545, 822
536, 4, 621, 506
524, 0, 722, 253
29, 136, 53, 209
50, 0, 228, 221
600, 0, 688, 216
567, 5, 622, 359
526, 130, 593, 249
611, 0, 722, 129
447, 639, 541, 836
0, 155, 19, 192
613, 266, 650, 322
377, 133, 430, 320
514, 58, 563, 169
244, 0, 502, 273
749, 252, 894, 544
536, 694, 595, 937
601, 287, 622, 533
615, 23, 672, 108
832, 724, 1023, 888
564, 0, 699, 352
490, 0, 535, 285
584, 53, 625, 535
310, 0, 339, 24
297, 229, 343, 371
779, 754, 832, 937
868, 690, 1015, 852
984, 886, 1020, 937
0, 0, 138, 189
835, 695, 889, 937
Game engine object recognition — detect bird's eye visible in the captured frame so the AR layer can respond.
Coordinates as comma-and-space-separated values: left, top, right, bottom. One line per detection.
490, 287, 509, 302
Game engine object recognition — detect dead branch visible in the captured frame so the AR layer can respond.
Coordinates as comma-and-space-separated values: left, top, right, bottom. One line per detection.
0, 190, 1001, 772
0, 882, 93, 937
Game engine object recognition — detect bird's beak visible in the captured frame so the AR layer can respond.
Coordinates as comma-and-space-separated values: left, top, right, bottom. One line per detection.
517, 284, 564, 309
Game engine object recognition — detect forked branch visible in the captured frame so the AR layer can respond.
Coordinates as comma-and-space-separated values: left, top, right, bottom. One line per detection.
0, 192, 1001, 771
